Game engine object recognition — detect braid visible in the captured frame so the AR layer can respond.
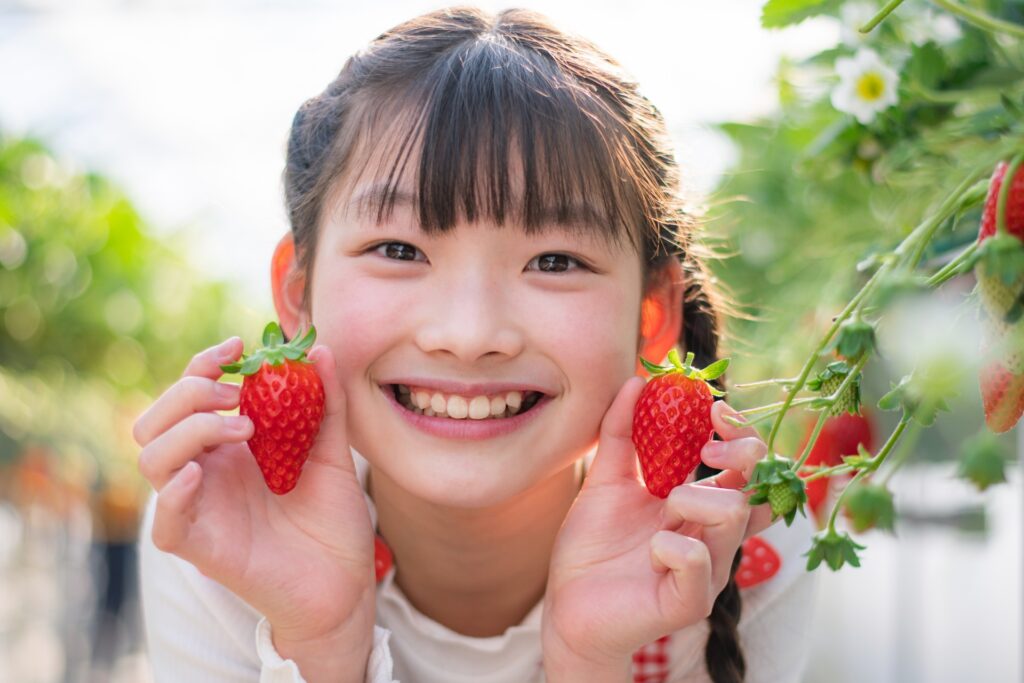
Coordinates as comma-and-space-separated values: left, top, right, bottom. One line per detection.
704, 548, 746, 683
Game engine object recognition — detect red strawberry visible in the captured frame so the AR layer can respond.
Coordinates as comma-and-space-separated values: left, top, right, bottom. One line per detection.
632, 350, 728, 499
220, 322, 325, 494
978, 160, 1024, 243
374, 535, 394, 583
735, 536, 781, 590
979, 359, 1024, 434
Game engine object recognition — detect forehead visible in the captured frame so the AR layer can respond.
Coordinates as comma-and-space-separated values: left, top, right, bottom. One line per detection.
321, 93, 641, 252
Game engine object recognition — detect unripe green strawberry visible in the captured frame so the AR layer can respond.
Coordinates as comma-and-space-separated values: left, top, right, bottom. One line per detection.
808, 361, 861, 417
221, 322, 325, 495
767, 482, 798, 519
632, 350, 728, 499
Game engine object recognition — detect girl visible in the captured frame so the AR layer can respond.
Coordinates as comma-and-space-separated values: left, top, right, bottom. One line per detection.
133, 7, 815, 683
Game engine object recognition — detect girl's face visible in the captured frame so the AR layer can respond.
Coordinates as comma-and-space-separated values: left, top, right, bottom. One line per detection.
295, 155, 666, 509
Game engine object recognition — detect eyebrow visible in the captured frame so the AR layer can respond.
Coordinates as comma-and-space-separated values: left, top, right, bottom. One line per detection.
342, 182, 609, 234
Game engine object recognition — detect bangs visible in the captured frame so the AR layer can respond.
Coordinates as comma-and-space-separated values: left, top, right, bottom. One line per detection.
336, 35, 651, 252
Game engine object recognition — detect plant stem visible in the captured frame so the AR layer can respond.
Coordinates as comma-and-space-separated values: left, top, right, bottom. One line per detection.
880, 418, 923, 486
738, 397, 819, 416
926, 241, 979, 287
904, 165, 993, 269
732, 376, 800, 389
764, 268, 886, 455
996, 153, 1024, 236
793, 411, 829, 472
861, 0, 908, 33
827, 468, 871, 534
868, 415, 911, 472
802, 464, 855, 483
929, 0, 1024, 39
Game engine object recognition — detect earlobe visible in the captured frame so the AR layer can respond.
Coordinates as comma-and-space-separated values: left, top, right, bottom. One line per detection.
271, 233, 307, 339
638, 260, 685, 373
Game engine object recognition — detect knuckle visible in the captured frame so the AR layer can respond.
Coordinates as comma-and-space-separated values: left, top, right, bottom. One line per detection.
137, 448, 157, 484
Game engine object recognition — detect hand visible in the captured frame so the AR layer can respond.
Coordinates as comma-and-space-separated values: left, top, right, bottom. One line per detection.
133, 338, 376, 663
541, 377, 770, 678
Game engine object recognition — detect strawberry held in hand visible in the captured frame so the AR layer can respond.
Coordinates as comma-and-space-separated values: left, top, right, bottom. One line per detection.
220, 322, 325, 494
632, 349, 728, 498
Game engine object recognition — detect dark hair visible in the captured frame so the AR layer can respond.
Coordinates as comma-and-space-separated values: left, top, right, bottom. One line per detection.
284, 7, 743, 680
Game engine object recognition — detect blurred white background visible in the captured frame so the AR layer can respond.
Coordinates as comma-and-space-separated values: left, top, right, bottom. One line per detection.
0, 1, 1019, 682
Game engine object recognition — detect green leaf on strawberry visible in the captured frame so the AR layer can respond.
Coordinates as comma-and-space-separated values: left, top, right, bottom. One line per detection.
956, 431, 1008, 491
843, 481, 895, 533
824, 317, 876, 361
805, 529, 866, 571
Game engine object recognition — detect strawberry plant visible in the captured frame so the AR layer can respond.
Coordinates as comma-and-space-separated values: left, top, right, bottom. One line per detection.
707, 0, 1024, 572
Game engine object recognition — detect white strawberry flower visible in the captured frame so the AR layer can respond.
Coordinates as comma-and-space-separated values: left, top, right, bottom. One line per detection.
839, 1, 879, 46
831, 48, 900, 125
903, 6, 962, 46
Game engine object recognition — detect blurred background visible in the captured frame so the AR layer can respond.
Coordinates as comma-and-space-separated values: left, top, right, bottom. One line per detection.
0, 1, 1019, 682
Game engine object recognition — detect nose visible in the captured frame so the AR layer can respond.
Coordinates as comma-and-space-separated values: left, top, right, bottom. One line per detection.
413, 266, 525, 362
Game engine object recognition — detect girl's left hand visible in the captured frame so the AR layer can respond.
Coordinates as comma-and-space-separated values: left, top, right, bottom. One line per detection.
541, 376, 772, 680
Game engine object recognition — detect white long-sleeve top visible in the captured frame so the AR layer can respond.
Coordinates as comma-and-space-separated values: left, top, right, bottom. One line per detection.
139, 450, 817, 683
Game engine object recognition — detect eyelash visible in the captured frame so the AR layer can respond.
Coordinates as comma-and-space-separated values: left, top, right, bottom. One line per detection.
368, 241, 590, 274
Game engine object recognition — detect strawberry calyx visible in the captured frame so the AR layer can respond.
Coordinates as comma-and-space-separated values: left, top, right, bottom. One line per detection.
219, 322, 317, 376
639, 349, 729, 397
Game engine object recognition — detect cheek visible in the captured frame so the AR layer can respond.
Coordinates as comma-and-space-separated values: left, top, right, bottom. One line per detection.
308, 268, 410, 381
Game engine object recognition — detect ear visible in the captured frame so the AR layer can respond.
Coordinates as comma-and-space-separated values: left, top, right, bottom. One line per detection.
637, 259, 685, 376
271, 233, 309, 340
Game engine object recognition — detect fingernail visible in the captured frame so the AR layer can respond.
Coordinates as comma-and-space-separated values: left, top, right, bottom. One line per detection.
226, 415, 251, 432
702, 441, 726, 459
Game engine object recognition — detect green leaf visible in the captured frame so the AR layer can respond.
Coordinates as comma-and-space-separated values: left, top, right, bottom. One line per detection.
906, 42, 948, 90
700, 357, 730, 381
957, 431, 1008, 491
760, 0, 833, 28
262, 321, 284, 348
805, 530, 867, 572
843, 481, 896, 533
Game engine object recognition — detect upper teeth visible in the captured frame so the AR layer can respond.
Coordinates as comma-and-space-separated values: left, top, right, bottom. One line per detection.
395, 384, 531, 419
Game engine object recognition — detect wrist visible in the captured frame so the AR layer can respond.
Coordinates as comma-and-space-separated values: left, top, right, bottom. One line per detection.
542, 629, 632, 683
271, 594, 376, 683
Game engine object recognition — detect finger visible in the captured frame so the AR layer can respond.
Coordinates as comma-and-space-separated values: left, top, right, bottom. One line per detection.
138, 413, 253, 490
694, 475, 776, 538
649, 531, 715, 623
699, 437, 766, 483
182, 336, 244, 380
660, 485, 749, 590
151, 461, 203, 554
133, 376, 242, 447
305, 345, 356, 476
744, 503, 776, 538
710, 401, 761, 442
582, 376, 646, 488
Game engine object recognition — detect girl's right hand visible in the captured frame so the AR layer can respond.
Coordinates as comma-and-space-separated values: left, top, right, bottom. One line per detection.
132, 336, 377, 652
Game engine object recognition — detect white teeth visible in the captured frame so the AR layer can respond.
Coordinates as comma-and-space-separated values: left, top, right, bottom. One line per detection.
489, 395, 506, 417
394, 385, 536, 420
446, 395, 469, 419
469, 395, 491, 420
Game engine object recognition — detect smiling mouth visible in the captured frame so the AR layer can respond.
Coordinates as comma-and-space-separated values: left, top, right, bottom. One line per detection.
388, 384, 544, 420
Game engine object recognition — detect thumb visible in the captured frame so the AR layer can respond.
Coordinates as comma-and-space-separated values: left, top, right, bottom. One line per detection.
306, 344, 355, 475
584, 375, 646, 488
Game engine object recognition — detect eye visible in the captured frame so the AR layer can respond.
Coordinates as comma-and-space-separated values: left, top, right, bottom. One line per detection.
527, 253, 588, 274
371, 241, 426, 262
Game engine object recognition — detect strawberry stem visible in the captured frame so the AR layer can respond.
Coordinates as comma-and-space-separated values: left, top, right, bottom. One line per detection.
859, 0, 906, 34
995, 153, 1024, 238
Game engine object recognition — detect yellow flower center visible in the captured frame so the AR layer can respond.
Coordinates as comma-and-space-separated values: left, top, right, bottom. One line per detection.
856, 72, 886, 101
